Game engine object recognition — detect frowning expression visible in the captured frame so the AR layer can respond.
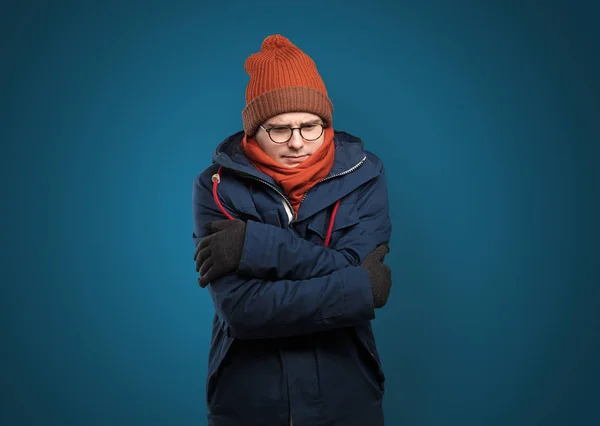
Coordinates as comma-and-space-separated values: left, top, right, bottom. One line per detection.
255, 112, 326, 168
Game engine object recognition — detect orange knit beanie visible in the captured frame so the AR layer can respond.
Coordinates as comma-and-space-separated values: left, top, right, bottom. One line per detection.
241, 34, 334, 136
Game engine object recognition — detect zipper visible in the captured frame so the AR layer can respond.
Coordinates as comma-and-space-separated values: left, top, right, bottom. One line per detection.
222, 155, 367, 223
299, 155, 367, 206
227, 169, 296, 217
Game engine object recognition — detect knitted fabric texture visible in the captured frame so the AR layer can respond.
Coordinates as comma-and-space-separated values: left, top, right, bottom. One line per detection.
195, 220, 247, 287
360, 245, 392, 309
242, 34, 333, 136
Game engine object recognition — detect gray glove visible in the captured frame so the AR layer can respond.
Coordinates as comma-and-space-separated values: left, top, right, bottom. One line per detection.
360, 245, 392, 308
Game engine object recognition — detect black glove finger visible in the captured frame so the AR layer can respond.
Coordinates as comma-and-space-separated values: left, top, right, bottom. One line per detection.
194, 241, 202, 261
383, 264, 392, 281
199, 257, 215, 277
198, 271, 210, 288
197, 234, 215, 254
368, 244, 389, 263
195, 245, 211, 272
194, 238, 207, 260
198, 264, 219, 288
194, 232, 216, 260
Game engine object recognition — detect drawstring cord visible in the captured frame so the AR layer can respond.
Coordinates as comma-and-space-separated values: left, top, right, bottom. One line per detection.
211, 166, 341, 247
211, 166, 235, 220
323, 199, 340, 248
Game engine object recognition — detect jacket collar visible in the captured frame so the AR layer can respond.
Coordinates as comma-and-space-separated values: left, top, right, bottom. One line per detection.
211, 130, 380, 220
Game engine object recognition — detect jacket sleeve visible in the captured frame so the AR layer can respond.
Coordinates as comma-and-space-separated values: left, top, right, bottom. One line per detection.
236, 221, 354, 280
330, 158, 392, 263
207, 266, 375, 340
192, 169, 376, 340
236, 159, 392, 280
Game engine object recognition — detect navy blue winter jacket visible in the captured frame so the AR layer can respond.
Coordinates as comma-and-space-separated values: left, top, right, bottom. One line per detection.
192, 129, 392, 426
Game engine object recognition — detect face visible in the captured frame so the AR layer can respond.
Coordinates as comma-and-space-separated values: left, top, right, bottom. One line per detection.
255, 112, 326, 168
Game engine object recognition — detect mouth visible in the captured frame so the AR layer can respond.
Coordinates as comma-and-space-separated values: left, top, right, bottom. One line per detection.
283, 155, 309, 163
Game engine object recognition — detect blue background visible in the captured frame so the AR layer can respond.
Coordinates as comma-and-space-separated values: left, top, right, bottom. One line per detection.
2, 1, 598, 425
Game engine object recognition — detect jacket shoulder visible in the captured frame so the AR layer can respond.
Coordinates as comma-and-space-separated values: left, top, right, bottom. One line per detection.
363, 150, 386, 174
334, 130, 386, 175
193, 163, 220, 191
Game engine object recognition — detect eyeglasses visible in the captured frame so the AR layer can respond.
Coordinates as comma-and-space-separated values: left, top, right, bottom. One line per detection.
259, 123, 325, 144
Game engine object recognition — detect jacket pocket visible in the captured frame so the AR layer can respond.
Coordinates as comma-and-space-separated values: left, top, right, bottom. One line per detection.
353, 324, 385, 394
208, 338, 285, 415
206, 318, 235, 410
307, 201, 360, 242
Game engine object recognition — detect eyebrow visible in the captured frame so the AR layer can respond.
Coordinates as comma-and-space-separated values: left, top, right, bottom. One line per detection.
264, 119, 323, 127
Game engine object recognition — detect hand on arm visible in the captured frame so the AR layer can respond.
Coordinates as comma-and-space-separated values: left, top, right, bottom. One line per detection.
207, 264, 375, 340
206, 242, 391, 340
194, 218, 355, 285
191, 172, 349, 286
191, 162, 393, 340
194, 219, 247, 287
195, 162, 393, 284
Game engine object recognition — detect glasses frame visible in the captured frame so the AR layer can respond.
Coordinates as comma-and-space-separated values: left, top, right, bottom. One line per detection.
259, 123, 325, 144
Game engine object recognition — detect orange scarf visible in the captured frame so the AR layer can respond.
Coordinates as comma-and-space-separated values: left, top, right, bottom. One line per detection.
241, 127, 335, 216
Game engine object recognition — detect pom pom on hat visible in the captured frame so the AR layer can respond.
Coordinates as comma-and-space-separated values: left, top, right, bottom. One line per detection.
261, 34, 294, 49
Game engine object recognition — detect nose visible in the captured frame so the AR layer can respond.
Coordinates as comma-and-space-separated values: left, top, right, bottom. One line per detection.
287, 129, 304, 150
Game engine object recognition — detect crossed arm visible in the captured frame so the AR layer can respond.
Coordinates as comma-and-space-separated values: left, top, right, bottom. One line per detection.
192, 165, 392, 339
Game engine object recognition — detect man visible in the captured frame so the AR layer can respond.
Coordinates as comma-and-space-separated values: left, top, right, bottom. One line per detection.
192, 34, 393, 426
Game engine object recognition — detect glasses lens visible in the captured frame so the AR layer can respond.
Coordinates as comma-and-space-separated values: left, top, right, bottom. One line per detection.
300, 124, 324, 140
269, 127, 293, 143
